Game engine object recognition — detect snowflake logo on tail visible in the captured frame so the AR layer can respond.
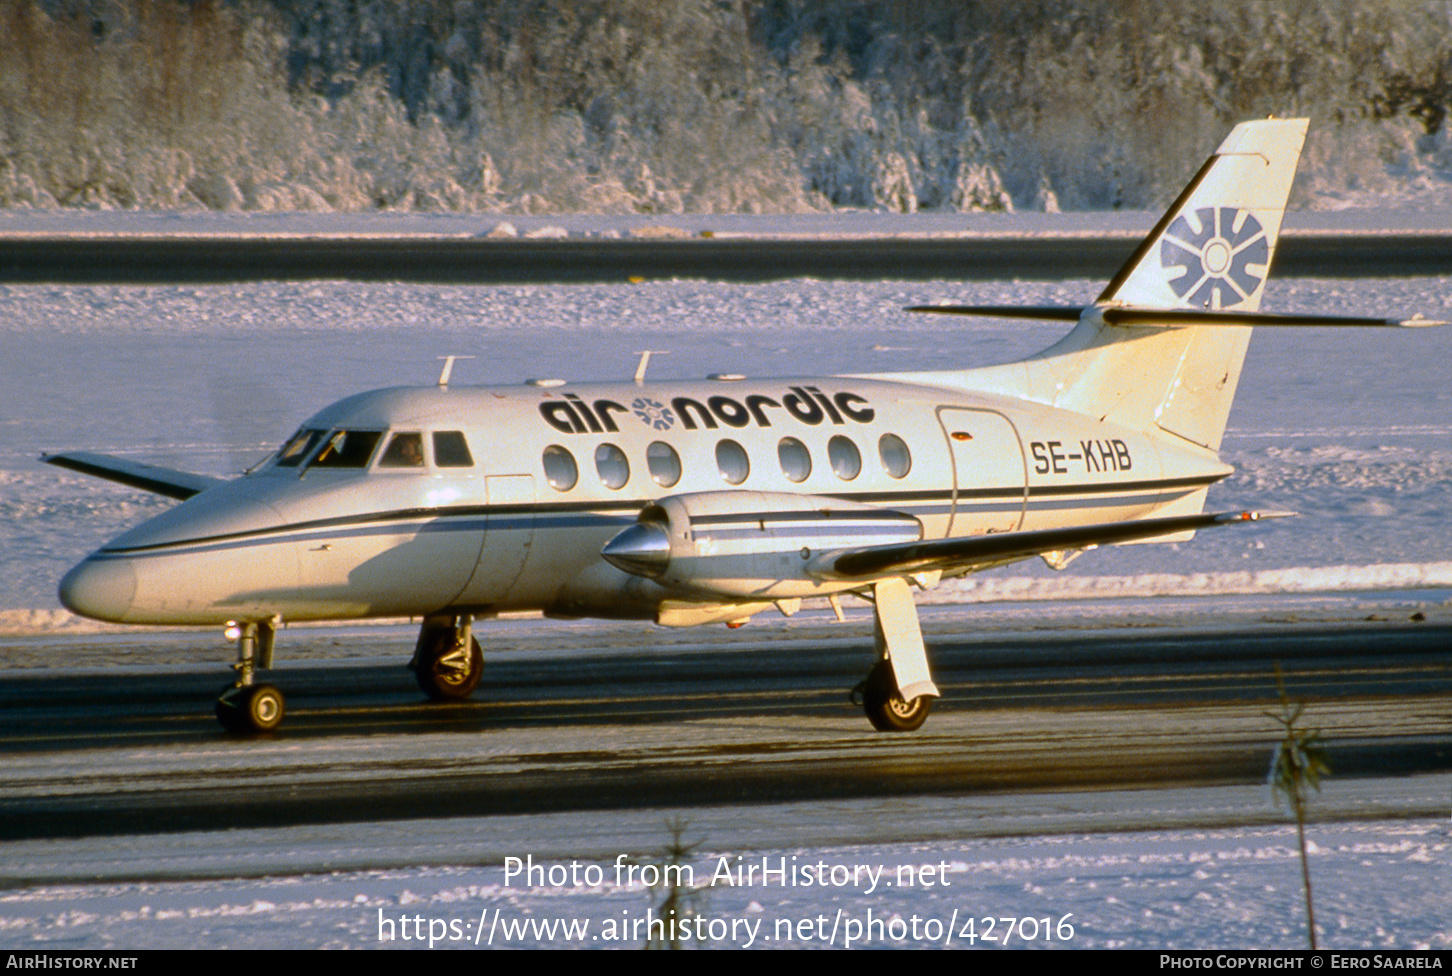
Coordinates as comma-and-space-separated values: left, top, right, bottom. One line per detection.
632, 397, 676, 431
1160, 207, 1268, 309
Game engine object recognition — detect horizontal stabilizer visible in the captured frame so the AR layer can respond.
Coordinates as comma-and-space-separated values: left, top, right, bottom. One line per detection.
906, 304, 1445, 328
811, 510, 1293, 582
42, 451, 221, 500
905, 304, 1085, 320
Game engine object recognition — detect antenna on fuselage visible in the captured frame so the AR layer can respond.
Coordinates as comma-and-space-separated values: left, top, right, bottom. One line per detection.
634, 350, 668, 385
437, 355, 475, 389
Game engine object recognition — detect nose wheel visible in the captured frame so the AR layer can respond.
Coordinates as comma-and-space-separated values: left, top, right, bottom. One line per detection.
216, 683, 285, 734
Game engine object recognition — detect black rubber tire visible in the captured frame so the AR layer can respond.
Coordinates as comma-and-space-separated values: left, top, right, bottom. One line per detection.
215, 683, 286, 734
415, 631, 484, 701
861, 661, 932, 732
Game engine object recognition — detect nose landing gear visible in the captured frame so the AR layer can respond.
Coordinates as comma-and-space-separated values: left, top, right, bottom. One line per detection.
215, 619, 285, 734
216, 682, 285, 734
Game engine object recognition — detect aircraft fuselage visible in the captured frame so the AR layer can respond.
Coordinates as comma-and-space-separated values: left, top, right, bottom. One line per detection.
59, 373, 1232, 628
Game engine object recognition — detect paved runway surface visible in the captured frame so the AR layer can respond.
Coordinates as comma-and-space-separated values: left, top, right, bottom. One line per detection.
1, 611, 1447, 841
4, 233, 1452, 283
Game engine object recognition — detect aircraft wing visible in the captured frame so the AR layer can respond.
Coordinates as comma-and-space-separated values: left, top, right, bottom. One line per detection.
810, 510, 1291, 582
42, 451, 223, 501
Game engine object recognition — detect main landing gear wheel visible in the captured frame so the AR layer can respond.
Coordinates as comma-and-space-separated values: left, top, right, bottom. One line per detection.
215, 683, 285, 734
415, 631, 484, 701
859, 661, 932, 733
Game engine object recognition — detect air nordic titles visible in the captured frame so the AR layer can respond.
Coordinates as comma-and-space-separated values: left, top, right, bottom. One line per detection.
538, 386, 876, 435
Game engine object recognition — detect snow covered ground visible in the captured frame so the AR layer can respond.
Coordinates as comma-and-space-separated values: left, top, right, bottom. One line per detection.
1, 805, 1447, 949
0, 214, 1447, 949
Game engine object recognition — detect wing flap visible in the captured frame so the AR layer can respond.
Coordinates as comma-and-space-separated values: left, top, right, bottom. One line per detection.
42, 451, 222, 501
811, 510, 1292, 582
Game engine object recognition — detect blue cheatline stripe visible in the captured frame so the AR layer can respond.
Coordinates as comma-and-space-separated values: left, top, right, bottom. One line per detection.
98, 474, 1221, 559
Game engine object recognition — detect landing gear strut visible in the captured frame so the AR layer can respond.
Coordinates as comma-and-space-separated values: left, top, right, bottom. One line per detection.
412, 616, 484, 701
854, 578, 939, 732
215, 619, 285, 734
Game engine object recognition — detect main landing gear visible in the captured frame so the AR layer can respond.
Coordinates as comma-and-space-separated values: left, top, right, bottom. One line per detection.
857, 660, 933, 732
851, 578, 939, 733
411, 615, 484, 701
215, 619, 285, 734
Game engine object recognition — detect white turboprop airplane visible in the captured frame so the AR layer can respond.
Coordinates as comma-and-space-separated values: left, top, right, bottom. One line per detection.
48, 118, 1443, 734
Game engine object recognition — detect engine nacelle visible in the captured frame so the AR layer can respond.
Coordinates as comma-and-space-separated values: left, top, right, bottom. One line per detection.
601, 491, 922, 600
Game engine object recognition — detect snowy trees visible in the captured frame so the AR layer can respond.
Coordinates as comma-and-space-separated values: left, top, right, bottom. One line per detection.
3, 0, 1450, 213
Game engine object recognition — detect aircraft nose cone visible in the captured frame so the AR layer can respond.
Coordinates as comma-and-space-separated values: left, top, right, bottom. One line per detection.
601, 521, 671, 577
59, 557, 136, 622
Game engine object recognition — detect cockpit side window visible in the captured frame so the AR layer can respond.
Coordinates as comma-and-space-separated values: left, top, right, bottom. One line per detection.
275, 428, 323, 468
309, 430, 382, 468
433, 431, 474, 468
379, 432, 426, 467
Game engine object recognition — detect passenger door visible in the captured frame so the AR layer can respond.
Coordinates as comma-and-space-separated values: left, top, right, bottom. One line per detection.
937, 408, 1028, 537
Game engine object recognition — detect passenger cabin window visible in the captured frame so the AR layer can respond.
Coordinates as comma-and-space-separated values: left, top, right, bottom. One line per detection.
595, 443, 629, 489
828, 435, 861, 480
543, 445, 578, 491
647, 441, 681, 488
716, 439, 749, 485
379, 432, 425, 467
777, 437, 811, 483
433, 431, 474, 468
275, 428, 323, 468
878, 433, 912, 479
310, 430, 382, 468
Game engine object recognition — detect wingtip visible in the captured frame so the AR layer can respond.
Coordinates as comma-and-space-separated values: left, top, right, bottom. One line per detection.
1219, 508, 1300, 522
1214, 510, 1298, 524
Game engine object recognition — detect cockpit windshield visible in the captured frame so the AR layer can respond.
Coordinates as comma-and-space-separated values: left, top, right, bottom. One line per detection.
309, 430, 383, 468
271, 427, 472, 473
274, 428, 324, 468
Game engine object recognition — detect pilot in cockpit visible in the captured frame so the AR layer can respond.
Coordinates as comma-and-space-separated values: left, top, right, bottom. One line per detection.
379, 432, 425, 467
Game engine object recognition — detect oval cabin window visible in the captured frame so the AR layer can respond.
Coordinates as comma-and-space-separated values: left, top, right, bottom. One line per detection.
543, 445, 578, 491
716, 440, 750, 485
595, 443, 630, 489
878, 433, 912, 479
647, 441, 681, 487
828, 435, 861, 480
777, 437, 811, 483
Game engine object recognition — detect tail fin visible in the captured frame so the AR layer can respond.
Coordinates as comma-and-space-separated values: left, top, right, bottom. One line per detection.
941, 119, 1310, 453
1046, 118, 1306, 451
913, 119, 1437, 449
1098, 117, 1307, 311
906, 118, 1442, 454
